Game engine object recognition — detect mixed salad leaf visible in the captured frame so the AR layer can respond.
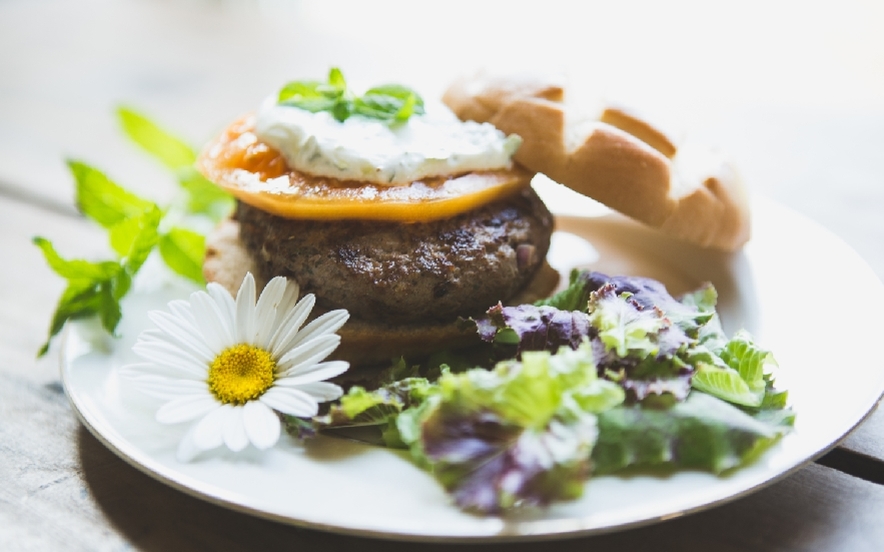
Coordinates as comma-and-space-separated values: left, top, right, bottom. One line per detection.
295, 269, 794, 515
35, 109, 234, 355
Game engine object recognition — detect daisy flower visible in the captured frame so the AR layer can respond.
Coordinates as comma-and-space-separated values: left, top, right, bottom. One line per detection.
120, 273, 350, 461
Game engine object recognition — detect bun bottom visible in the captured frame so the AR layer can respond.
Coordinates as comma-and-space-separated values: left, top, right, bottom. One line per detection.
203, 218, 559, 367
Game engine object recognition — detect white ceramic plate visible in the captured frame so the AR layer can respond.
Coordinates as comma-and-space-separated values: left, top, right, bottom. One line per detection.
60, 192, 884, 542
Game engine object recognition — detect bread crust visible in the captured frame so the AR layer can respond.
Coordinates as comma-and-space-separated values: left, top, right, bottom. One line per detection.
443, 72, 751, 251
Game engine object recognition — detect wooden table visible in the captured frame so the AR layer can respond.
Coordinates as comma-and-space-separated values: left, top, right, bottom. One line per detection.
3, 1, 884, 549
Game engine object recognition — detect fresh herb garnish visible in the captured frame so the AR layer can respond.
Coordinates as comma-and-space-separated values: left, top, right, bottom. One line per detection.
35, 109, 233, 356
277, 67, 425, 124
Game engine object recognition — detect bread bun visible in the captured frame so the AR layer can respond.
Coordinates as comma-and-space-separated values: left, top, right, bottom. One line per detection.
203, 218, 560, 366
442, 72, 751, 252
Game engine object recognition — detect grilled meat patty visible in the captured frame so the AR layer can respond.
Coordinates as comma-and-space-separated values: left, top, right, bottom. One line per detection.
235, 186, 553, 325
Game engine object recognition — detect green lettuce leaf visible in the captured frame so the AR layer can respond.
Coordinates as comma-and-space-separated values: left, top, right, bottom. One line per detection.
593, 391, 789, 474
416, 404, 597, 514
395, 344, 621, 513
689, 330, 780, 408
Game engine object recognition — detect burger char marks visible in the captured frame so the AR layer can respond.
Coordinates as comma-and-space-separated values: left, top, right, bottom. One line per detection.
235, 186, 553, 325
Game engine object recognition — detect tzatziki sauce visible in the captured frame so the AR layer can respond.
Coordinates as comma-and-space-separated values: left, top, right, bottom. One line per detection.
253, 97, 521, 185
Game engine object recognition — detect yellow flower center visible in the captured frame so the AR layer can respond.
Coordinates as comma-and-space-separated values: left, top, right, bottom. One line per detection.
207, 344, 276, 405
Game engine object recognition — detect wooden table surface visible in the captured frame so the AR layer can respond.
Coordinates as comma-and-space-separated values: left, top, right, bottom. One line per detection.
3, 1, 884, 550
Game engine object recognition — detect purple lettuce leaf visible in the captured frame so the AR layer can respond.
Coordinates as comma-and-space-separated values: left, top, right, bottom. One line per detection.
419, 403, 596, 514
475, 302, 591, 355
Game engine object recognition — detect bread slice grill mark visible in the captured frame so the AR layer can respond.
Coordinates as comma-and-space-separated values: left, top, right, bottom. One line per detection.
442, 72, 751, 252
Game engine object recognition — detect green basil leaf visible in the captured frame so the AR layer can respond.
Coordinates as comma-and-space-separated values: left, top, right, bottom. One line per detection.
68, 160, 156, 229
116, 106, 197, 170
158, 227, 206, 284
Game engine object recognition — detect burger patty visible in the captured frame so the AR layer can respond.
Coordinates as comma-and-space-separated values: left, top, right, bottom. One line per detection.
235, 186, 554, 325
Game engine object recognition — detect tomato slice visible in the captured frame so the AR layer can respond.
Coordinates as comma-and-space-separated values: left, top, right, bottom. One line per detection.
196, 115, 533, 222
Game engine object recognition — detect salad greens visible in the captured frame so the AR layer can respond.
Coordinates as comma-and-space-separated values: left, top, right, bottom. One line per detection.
299, 269, 794, 514
277, 67, 425, 124
35, 109, 233, 356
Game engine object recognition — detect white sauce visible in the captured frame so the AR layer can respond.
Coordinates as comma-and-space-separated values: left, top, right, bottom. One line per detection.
253, 97, 521, 185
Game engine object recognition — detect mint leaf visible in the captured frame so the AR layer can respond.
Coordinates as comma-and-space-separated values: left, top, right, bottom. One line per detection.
69, 161, 156, 228
108, 206, 161, 267
158, 227, 205, 284
277, 68, 425, 125
278, 72, 346, 117
355, 84, 425, 123
33, 236, 120, 281
178, 167, 234, 221
116, 106, 197, 170
33, 237, 127, 356
117, 108, 233, 222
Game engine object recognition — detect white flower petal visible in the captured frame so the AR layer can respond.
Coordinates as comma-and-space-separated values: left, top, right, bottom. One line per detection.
254, 276, 288, 345
123, 360, 203, 382
287, 309, 349, 350
277, 335, 341, 373
277, 360, 350, 383
168, 299, 198, 327
177, 425, 201, 462
223, 406, 249, 452
156, 394, 218, 424
121, 370, 207, 399
130, 270, 350, 460
147, 310, 215, 362
291, 381, 344, 402
276, 279, 301, 316
235, 273, 257, 344
243, 401, 281, 450
132, 340, 208, 379
274, 279, 301, 326
259, 387, 319, 417
193, 404, 229, 450
269, 294, 315, 357
207, 282, 237, 320
191, 289, 235, 351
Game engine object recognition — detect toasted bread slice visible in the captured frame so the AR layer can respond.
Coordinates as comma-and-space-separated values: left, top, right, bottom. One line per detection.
443, 71, 750, 251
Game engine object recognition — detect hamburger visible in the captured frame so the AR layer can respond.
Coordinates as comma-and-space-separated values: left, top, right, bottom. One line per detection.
197, 69, 751, 368
197, 70, 559, 367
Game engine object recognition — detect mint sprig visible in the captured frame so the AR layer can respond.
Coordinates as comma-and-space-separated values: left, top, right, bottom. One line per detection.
278, 67, 425, 124
35, 109, 234, 356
